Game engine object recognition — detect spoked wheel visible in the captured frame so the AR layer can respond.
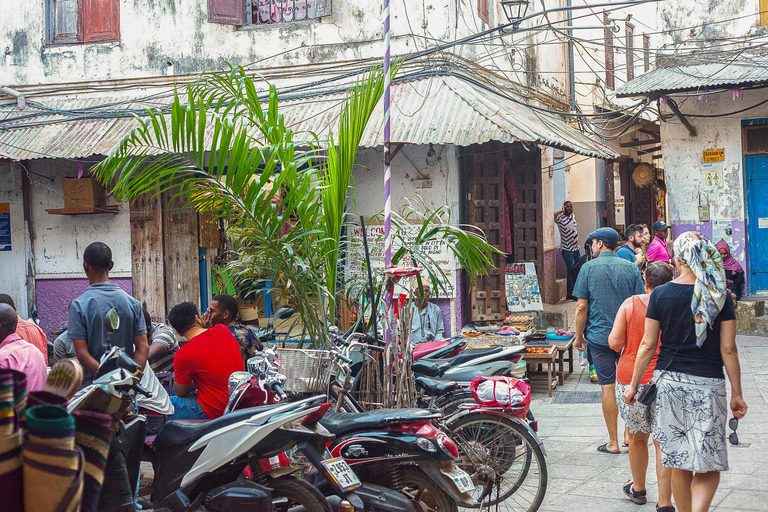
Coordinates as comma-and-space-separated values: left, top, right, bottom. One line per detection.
444, 414, 547, 511
398, 466, 458, 512
269, 475, 332, 512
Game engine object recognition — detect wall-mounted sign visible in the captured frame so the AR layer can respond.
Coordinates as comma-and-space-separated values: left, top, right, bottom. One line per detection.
703, 149, 724, 162
702, 161, 724, 190
0, 203, 10, 252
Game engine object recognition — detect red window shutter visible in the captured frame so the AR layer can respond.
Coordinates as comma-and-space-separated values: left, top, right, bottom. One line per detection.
478, 0, 489, 24
315, 0, 333, 18
82, 0, 119, 43
625, 23, 634, 81
208, 0, 245, 25
604, 13, 614, 90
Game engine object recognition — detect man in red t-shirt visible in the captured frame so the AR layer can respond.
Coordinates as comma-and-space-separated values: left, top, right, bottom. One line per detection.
167, 302, 244, 419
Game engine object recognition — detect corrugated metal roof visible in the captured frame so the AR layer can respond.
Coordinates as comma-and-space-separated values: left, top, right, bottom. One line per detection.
0, 76, 617, 160
615, 56, 768, 97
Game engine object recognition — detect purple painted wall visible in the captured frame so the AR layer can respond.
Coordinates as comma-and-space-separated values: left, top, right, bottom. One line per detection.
35, 277, 133, 341
671, 220, 749, 291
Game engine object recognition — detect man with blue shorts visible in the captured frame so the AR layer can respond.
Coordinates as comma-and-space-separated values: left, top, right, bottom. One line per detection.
574, 227, 645, 455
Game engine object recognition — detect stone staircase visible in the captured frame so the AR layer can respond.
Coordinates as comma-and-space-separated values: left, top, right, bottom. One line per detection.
736, 297, 768, 336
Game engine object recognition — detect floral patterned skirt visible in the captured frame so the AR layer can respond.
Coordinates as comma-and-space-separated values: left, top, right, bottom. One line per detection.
652, 370, 728, 472
616, 382, 653, 434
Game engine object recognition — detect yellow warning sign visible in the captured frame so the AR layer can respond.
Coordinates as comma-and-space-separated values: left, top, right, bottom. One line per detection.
703, 149, 724, 162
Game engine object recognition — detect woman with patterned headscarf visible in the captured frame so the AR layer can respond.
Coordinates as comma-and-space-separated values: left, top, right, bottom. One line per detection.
623, 231, 747, 512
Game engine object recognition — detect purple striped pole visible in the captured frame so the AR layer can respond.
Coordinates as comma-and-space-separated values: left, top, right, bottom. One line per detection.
383, 0, 392, 351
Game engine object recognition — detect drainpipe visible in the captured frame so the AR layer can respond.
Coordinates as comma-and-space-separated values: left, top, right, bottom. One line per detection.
0, 85, 26, 110
567, 0, 576, 112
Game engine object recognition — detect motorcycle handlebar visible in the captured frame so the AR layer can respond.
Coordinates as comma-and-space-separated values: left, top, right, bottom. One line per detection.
133, 383, 153, 398
270, 382, 288, 400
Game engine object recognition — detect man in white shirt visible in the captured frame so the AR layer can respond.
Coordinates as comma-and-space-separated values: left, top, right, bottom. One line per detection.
409, 284, 445, 344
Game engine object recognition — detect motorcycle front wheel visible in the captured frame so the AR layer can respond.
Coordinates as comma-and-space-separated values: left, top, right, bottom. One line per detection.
398, 466, 458, 512
444, 413, 547, 512
269, 475, 332, 512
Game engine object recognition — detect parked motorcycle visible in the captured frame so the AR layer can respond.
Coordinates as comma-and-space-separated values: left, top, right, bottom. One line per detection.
69, 348, 367, 512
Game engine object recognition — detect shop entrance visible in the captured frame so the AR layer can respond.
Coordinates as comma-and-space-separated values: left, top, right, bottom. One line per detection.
745, 152, 768, 293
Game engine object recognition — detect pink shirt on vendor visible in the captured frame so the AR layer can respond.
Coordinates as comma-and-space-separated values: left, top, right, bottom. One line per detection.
0, 333, 47, 391
646, 237, 671, 263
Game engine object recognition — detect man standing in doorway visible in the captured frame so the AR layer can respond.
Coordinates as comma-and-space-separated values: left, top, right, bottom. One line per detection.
67, 242, 149, 382
555, 201, 580, 300
574, 227, 645, 454
646, 221, 671, 263
616, 225, 646, 269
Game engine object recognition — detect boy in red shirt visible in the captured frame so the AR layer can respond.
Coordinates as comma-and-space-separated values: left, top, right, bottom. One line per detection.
167, 302, 244, 419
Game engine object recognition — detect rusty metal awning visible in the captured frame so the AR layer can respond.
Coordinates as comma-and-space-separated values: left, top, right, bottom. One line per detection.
0, 75, 617, 160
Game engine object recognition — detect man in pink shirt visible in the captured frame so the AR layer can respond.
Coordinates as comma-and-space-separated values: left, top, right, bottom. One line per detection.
646, 221, 671, 263
0, 294, 48, 364
0, 303, 47, 391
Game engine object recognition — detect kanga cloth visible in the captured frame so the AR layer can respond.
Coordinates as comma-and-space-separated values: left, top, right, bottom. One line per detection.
615, 382, 653, 434
652, 370, 729, 472
673, 231, 727, 346
72, 411, 114, 512
23, 405, 84, 512
0, 369, 25, 512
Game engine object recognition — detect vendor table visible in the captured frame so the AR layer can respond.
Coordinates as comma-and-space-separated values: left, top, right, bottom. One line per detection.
549, 336, 575, 384
523, 344, 558, 396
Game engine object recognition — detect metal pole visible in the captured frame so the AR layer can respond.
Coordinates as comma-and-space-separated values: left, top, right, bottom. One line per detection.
383, 0, 392, 345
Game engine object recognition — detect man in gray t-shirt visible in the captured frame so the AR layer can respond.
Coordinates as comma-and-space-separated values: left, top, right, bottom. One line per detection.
67, 242, 148, 379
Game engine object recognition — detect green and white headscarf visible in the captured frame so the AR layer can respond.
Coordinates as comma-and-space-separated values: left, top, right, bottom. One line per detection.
673, 231, 727, 346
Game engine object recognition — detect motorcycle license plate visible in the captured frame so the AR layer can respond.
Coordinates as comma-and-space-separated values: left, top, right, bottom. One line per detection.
441, 467, 475, 493
321, 457, 361, 492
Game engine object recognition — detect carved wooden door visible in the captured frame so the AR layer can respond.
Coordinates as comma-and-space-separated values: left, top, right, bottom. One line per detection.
461, 141, 507, 322
509, 144, 543, 278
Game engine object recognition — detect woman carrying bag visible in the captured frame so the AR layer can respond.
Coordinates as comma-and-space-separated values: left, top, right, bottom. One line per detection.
624, 231, 747, 512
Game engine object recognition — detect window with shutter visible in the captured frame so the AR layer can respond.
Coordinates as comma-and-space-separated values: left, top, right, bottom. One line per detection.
208, 0, 245, 25
604, 13, 615, 90
478, 0, 489, 24
643, 34, 651, 72
46, 0, 119, 44
625, 22, 634, 82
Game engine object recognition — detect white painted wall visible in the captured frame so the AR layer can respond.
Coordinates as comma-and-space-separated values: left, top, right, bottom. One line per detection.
0, 162, 29, 315
349, 144, 461, 221
658, 0, 761, 50
26, 160, 132, 277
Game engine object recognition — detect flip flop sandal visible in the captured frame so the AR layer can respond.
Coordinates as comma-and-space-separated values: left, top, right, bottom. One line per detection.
45, 359, 84, 400
597, 443, 621, 454
656, 505, 675, 512
623, 480, 647, 505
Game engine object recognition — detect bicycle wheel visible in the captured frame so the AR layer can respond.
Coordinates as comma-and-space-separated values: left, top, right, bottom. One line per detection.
430, 389, 475, 415
444, 413, 547, 511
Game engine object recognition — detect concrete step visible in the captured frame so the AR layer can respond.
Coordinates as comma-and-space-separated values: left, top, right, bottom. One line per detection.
736, 296, 767, 335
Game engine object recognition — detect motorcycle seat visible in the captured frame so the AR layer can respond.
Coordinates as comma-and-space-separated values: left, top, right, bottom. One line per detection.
320, 408, 442, 436
153, 404, 283, 449
411, 360, 451, 377
415, 377, 459, 396
446, 347, 506, 367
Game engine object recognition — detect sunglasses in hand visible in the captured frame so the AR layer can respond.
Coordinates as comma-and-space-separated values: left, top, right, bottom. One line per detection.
728, 417, 739, 446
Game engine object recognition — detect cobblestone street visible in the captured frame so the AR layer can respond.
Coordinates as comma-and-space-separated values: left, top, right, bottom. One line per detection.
529, 334, 768, 511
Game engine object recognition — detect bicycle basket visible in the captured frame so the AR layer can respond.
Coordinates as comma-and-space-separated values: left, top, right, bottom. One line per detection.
274, 348, 333, 393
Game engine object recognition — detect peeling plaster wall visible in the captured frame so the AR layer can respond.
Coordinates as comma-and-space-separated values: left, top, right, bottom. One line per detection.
0, 162, 29, 316
660, 88, 768, 290
658, 0, 759, 49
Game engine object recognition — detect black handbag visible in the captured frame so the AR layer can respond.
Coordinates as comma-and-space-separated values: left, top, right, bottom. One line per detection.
636, 382, 657, 405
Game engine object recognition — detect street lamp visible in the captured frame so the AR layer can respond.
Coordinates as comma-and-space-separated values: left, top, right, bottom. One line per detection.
500, 0, 530, 29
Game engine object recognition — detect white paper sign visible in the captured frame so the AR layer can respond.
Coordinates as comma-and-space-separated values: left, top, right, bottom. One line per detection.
345, 223, 457, 298
759, 218, 768, 229
702, 161, 724, 190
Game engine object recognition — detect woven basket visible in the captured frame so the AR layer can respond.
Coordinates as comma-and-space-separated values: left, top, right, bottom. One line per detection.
632, 163, 654, 188
275, 348, 333, 393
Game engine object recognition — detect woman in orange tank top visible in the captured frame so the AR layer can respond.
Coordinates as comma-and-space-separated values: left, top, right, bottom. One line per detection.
608, 261, 675, 511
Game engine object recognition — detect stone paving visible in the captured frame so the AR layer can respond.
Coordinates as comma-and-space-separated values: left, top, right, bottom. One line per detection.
528, 330, 768, 511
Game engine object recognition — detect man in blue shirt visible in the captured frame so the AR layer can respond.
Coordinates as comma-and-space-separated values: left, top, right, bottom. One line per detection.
574, 227, 645, 455
616, 224, 645, 269
68, 242, 149, 381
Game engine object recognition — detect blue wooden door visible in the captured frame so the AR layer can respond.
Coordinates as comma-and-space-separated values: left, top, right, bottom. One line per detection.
746, 154, 768, 293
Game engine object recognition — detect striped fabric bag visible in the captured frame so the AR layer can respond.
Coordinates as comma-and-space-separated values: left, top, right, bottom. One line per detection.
11, 371, 27, 432
72, 411, 114, 512
23, 405, 84, 512
0, 369, 24, 512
